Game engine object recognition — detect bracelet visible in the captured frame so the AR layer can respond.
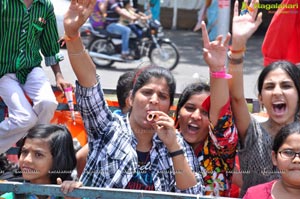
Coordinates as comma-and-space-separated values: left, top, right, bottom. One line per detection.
64, 32, 80, 41
229, 46, 246, 54
210, 67, 232, 79
68, 49, 87, 56
227, 51, 244, 65
59, 32, 81, 47
169, 149, 184, 157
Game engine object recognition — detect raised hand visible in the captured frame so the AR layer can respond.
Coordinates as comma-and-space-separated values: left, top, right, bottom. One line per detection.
201, 21, 231, 71
232, 0, 263, 49
64, 0, 96, 37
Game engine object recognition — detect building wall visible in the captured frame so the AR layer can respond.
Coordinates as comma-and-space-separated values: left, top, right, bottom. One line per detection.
138, 0, 276, 32
137, 0, 202, 30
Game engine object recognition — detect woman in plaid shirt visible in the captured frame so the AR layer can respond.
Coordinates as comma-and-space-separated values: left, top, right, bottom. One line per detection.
62, 0, 204, 194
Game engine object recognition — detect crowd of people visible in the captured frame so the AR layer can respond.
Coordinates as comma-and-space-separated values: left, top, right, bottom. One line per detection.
1, 0, 300, 198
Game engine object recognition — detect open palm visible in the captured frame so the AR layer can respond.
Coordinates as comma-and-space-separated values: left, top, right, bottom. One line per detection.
232, 0, 262, 47
64, 0, 96, 36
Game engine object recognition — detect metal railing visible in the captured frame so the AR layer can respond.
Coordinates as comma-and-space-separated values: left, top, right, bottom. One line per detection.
1, 87, 244, 198
0, 181, 239, 199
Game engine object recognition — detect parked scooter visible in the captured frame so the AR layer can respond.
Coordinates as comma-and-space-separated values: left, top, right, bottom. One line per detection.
80, 20, 180, 71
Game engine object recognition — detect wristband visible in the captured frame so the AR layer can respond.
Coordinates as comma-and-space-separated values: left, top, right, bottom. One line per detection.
59, 32, 81, 47
64, 32, 80, 41
229, 46, 246, 54
228, 51, 244, 65
210, 67, 232, 79
169, 149, 184, 157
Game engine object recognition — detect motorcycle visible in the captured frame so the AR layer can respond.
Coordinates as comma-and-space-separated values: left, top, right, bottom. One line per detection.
80, 20, 180, 71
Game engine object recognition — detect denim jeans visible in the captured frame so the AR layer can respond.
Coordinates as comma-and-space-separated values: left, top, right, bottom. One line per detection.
106, 23, 131, 54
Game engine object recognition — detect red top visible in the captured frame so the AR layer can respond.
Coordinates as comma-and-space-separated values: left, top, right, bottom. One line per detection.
243, 180, 276, 199
262, 0, 300, 66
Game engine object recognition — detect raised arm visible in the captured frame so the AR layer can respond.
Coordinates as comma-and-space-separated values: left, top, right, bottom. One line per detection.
228, 0, 262, 142
64, 0, 97, 88
201, 22, 231, 126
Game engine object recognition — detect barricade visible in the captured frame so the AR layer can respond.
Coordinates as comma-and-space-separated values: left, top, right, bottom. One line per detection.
1, 87, 249, 198
1, 87, 263, 155
0, 181, 240, 199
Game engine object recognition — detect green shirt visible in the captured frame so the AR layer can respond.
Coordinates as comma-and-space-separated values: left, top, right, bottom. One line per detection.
0, 0, 61, 84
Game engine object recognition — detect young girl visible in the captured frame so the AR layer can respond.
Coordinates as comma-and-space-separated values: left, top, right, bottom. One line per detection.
0, 124, 82, 199
228, 0, 300, 196
174, 20, 238, 196
175, 81, 238, 196
243, 121, 300, 198
63, 0, 204, 194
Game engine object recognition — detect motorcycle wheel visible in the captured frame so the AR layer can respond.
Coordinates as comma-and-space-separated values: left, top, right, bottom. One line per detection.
149, 41, 179, 71
88, 38, 115, 68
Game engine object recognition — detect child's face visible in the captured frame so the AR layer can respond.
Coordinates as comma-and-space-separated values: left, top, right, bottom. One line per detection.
19, 138, 53, 184
272, 133, 300, 187
178, 93, 210, 150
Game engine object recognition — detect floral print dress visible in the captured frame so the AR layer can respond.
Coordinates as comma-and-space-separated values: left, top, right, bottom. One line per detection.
194, 99, 238, 196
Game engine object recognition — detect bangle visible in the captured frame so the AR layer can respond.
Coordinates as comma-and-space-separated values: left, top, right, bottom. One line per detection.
68, 49, 87, 56
229, 46, 246, 54
210, 67, 232, 79
59, 32, 81, 47
227, 51, 244, 65
64, 32, 80, 41
169, 149, 184, 157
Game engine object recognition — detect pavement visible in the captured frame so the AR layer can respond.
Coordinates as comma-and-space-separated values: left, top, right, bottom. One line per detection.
165, 29, 265, 68
163, 29, 266, 99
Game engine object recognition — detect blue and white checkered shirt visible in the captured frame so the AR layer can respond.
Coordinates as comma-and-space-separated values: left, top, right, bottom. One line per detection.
76, 78, 204, 194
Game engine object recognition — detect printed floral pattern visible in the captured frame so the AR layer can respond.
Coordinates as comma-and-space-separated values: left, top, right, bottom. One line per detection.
195, 101, 238, 196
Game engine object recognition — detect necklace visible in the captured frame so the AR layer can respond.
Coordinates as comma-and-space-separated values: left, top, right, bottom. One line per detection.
137, 150, 150, 165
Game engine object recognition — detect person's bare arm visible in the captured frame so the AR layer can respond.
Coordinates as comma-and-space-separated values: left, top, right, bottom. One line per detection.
152, 111, 197, 189
228, 0, 262, 143
99, 0, 108, 15
63, 0, 97, 88
76, 144, 88, 178
200, 22, 231, 126
51, 63, 73, 91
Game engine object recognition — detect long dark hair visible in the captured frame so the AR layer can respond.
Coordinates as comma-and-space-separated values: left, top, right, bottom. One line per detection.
258, 61, 300, 119
116, 70, 135, 111
175, 82, 210, 129
18, 124, 76, 184
273, 121, 300, 154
